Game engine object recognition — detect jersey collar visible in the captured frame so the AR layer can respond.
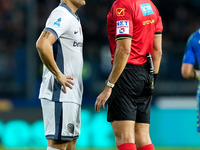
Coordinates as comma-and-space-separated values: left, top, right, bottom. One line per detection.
59, 3, 80, 21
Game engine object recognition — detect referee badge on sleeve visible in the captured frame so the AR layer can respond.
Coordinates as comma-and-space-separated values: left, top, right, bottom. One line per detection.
116, 20, 129, 35
116, 8, 125, 16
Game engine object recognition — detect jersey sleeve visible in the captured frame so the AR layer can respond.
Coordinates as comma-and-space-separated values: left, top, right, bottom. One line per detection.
44, 9, 70, 40
155, 15, 163, 35
112, 1, 133, 40
182, 35, 196, 65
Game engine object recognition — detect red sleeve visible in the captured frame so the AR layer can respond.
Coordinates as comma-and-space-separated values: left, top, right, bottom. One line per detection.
155, 15, 163, 34
112, 1, 133, 40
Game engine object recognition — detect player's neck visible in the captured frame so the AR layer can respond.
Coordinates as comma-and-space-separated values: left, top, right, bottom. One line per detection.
63, 1, 78, 14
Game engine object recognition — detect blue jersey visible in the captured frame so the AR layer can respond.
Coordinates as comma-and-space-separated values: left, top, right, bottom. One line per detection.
182, 28, 200, 66
182, 28, 200, 132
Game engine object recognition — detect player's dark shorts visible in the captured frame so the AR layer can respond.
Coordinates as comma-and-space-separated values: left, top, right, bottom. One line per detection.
107, 63, 154, 124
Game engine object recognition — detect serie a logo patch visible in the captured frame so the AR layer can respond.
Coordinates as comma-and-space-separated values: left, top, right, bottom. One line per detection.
54, 17, 62, 27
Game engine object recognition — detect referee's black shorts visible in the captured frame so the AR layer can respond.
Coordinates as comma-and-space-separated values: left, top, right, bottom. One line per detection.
107, 63, 154, 124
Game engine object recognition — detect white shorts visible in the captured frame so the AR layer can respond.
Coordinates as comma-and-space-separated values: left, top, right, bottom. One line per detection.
40, 98, 81, 141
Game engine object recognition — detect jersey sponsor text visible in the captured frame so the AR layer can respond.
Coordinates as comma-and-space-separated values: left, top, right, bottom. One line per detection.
140, 3, 154, 16
116, 20, 129, 35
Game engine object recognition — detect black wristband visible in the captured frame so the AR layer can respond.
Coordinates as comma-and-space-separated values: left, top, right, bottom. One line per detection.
154, 74, 158, 84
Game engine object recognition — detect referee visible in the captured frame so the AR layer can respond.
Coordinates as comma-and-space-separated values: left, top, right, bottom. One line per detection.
95, 0, 163, 150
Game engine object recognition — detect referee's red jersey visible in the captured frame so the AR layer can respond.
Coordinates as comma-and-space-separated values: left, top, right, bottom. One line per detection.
107, 0, 163, 65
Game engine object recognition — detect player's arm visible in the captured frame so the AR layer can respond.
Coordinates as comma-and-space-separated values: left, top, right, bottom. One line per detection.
152, 34, 162, 74
36, 31, 60, 76
181, 63, 194, 79
181, 63, 200, 79
36, 30, 74, 93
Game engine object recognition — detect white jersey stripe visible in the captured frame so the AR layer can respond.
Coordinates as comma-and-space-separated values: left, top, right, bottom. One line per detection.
59, 3, 80, 21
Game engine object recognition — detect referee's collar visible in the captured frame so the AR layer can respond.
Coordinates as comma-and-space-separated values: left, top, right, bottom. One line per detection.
59, 3, 80, 21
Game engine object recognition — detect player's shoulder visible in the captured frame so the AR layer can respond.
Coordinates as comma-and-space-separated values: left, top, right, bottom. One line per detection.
190, 28, 200, 40
186, 29, 200, 46
51, 6, 69, 15
50, 4, 74, 20
194, 28, 200, 36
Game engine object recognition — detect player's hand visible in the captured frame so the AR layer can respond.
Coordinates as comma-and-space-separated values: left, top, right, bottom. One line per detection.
55, 73, 74, 93
95, 86, 112, 112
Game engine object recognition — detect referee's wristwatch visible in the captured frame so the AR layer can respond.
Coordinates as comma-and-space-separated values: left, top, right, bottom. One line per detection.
106, 80, 115, 88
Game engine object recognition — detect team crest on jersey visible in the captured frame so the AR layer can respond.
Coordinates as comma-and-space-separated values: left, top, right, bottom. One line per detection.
116, 8, 125, 16
67, 123, 74, 134
140, 3, 154, 16
116, 20, 129, 35
54, 17, 61, 27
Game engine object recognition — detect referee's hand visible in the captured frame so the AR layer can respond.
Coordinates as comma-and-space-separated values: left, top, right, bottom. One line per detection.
95, 86, 112, 112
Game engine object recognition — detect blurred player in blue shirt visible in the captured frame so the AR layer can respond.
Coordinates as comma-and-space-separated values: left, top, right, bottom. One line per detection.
181, 28, 200, 133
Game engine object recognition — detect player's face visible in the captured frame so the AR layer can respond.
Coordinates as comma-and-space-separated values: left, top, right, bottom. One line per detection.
70, 0, 86, 7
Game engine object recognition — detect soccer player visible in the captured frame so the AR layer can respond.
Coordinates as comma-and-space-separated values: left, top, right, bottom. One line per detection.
181, 28, 200, 134
95, 0, 163, 150
36, 0, 86, 150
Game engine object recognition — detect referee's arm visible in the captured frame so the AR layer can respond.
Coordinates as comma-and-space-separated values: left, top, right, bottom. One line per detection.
95, 38, 131, 112
108, 38, 132, 84
152, 33, 162, 74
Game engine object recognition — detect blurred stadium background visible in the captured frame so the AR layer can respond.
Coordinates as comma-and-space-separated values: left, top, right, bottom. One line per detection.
0, 0, 200, 149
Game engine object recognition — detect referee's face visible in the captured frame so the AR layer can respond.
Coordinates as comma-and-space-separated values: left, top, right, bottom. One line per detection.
71, 0, 86, 7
